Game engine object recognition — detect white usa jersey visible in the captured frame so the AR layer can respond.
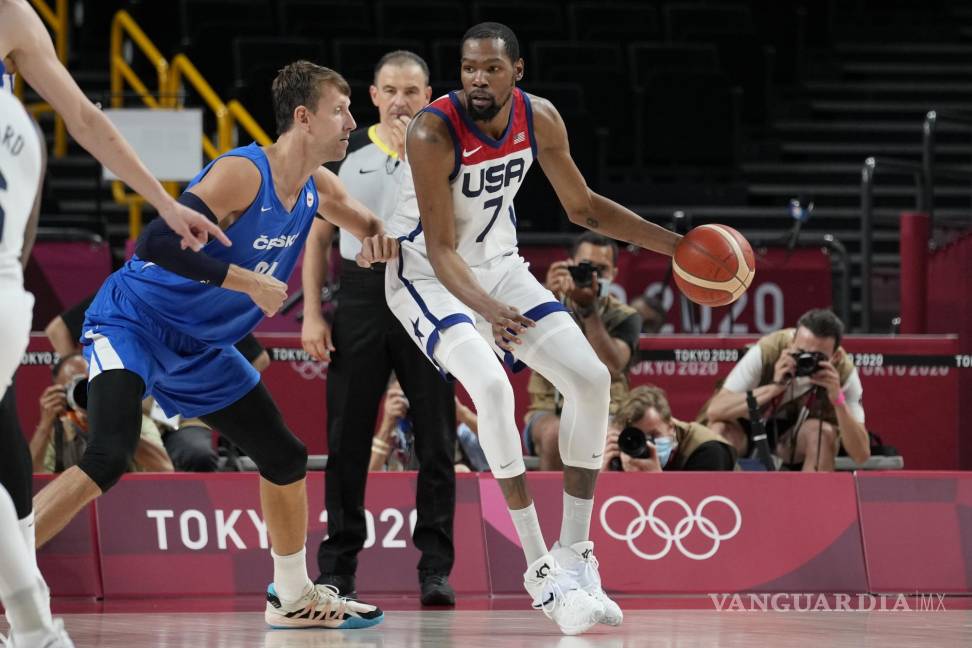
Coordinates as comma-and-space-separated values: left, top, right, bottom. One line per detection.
0, 79, 43, 286
386, 88, 536, 273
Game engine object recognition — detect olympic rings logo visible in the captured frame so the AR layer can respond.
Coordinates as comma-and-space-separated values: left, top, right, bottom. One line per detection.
291, 361, 328, 381
599, 495, 742, 561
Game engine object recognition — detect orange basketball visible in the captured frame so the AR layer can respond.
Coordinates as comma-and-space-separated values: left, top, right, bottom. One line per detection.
672, 224, 756, 307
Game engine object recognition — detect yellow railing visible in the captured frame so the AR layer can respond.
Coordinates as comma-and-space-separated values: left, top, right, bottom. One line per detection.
108, 10, 270, 239
14, 0, 69, 157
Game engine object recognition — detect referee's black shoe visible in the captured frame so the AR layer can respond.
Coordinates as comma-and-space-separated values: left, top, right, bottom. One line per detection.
420, 571, 456, 606
314, 573, 356, 599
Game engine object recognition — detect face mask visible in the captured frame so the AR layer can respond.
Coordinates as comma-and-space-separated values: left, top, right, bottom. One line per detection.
652, 436, 676, 468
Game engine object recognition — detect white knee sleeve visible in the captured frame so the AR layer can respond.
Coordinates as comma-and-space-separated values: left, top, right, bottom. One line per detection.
436, 325, 526, 478
517, 312, 611, 470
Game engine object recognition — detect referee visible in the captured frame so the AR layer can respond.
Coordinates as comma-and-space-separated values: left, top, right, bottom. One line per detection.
302, 51, 457, 606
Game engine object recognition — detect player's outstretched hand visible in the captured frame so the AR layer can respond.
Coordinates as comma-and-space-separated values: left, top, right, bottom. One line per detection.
483, 302, 536, 353
158, 198, 232, 251
301, 315, 335, 362
249, 272, 288, 317
356, 234, 399, 268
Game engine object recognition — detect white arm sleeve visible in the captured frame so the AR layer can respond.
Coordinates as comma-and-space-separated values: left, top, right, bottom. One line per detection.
842, 369, 866, 423
722, 345, 765, 393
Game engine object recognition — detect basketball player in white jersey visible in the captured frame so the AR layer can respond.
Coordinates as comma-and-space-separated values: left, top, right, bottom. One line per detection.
0, 44, 71, 648
385, 23, 682, 634
1, 1, 228, 643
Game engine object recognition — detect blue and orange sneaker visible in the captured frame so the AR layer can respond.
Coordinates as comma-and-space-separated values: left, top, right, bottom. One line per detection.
264, 583, 383, 629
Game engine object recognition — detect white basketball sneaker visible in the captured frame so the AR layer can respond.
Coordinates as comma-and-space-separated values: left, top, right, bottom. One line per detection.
265, 582, 383, 629
3, 618, 76, 648
523, 553, 604, 635
551, 541, 623, 626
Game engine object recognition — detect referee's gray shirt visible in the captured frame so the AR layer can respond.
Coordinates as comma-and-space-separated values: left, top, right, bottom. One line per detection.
328, 125, 405, 260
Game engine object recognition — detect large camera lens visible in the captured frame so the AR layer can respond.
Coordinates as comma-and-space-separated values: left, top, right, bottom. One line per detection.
65, 374, 88, 412
792, 351, 826, 377
618, 427, 650, 459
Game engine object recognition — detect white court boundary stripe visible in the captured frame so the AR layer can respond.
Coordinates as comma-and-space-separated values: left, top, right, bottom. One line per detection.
697, 224, 754, 286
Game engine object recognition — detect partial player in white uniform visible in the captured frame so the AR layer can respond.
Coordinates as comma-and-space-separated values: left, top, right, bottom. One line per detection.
0, 58, 70, 648
386, 23, 682, 636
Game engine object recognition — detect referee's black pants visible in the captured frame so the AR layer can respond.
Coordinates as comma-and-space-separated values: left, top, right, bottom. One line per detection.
317, 260, 457, 577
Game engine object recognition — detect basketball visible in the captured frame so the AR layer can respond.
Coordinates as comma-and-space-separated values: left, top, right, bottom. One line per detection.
672, 224, 756, 307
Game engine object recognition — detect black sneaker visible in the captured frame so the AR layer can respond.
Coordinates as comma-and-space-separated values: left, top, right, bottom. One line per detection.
419, 571, 456, 606
314, 573, 357, 599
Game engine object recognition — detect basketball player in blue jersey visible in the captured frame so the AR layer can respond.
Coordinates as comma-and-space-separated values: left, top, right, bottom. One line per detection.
385, 23, 683, 635
31, 61, 396, 630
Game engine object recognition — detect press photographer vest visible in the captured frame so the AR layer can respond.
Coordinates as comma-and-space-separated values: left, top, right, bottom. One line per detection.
756, 328, 854, 425
670, 419, 735, 471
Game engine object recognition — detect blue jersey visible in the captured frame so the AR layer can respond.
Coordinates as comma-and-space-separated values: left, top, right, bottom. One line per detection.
112, 143, 319, 347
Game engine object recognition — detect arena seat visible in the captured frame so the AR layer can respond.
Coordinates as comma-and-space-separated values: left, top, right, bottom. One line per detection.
530, 41, 631, 164
567, 1, 661, 42
634, 71, 741, 167
663, 3, 755, 41
471, 1, 567, 42
277, 0, 375, 40
231, 37, 327, 133
332, 38, 427, 85
375, 0, 470, 41
178, 0, 276, 83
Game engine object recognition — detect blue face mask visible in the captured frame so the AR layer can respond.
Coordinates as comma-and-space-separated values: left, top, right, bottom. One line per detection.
652, 436, 676, 468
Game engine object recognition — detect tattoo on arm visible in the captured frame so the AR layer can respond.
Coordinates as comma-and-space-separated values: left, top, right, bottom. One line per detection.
586, 217, 599, 228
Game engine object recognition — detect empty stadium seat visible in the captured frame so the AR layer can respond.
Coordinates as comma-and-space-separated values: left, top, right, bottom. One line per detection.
663, 3, 754, 41
472, 1, 567, 42
231, 37, 327, 134
179, 0, 276, 83
332, 38, 428, 85
277, 0, 375, 40
530, 41, 631, 164
568, 2, 661, 42
430, 39, 461, 84
634, 71, 740, 167
375, 0, 470, 41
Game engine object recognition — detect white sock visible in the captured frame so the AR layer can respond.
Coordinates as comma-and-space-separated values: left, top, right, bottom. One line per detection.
18, 511, 37, 571
560, 492, 594, 548
271, 547, 312, 603
509, 502, 547, 566
0, 488, 52, 635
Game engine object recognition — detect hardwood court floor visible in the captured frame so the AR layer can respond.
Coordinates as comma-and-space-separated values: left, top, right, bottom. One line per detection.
4, 601, 972, 648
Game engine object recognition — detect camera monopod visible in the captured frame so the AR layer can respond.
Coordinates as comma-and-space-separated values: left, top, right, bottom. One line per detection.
747, 390, 776, 471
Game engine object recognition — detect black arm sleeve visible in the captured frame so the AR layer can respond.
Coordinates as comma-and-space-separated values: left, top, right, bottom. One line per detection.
681, 440, 737, 471
134, 191, 230, 285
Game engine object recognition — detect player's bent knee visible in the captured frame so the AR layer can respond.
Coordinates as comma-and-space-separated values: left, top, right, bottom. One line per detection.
78, 447, 133, 492
255, 433, 308, 486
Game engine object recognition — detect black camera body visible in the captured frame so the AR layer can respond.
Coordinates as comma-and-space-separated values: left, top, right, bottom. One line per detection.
567, 261, 597, 288
609, 427, 651, 470
791, 351, 827, 377
64, 374, 88, 412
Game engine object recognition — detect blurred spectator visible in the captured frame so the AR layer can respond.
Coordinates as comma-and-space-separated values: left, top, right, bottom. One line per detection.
704, 309, 869, 471
369, 380, 488, 473
45, 295, 270, 472
523, 232, 642, 470
29, 354, 173, 473
602, 385, 735, 472
629, 294, 666, 334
